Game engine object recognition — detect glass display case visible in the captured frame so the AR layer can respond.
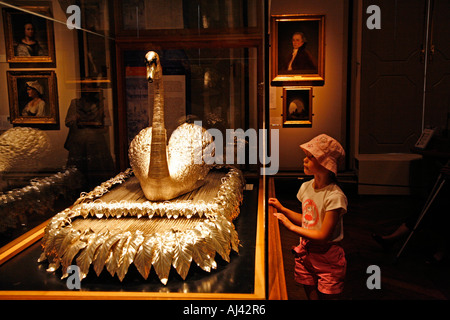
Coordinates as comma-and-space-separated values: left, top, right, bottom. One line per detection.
0, 0, 267, 299
113, 0, 264, 171
116, 0, 261, 35
0, 0, 117, 246
122, 47, 260, 167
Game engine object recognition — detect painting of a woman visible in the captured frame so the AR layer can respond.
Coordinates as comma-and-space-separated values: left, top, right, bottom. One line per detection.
2, 5, 55, 63
7, 71, 59, 125
21, 80, 46, 117
15, 22, 45, 57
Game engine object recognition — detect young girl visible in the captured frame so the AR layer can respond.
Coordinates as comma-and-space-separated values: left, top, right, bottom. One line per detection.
269, 134, 347, 300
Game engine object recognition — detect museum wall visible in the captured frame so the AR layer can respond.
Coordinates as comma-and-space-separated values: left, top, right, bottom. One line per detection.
1, 0, 349, 174
1, 0, 116, 175
0, 0, 79, 171
269, 0, 349, 172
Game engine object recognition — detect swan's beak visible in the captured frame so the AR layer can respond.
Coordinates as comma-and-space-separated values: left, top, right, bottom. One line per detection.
145, 51, 159, 83
145, 58, 157, 83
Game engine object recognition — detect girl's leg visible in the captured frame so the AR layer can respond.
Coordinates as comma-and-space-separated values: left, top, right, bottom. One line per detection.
303, 285, 320, 300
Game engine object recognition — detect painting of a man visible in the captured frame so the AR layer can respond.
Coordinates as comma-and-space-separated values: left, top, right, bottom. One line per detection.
282, 32, 317, 73
271, 15, 324, 84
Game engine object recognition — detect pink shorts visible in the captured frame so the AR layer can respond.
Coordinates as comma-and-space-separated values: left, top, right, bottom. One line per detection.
293, 240, 346, 295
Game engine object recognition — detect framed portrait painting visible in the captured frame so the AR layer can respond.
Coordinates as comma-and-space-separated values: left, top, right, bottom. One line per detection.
271, 14, 325, 86
282, 87, 313, 127
2, 3, 56, 64
7, 71, 60, 125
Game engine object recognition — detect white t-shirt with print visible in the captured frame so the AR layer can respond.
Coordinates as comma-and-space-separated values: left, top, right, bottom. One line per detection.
297, 179, 347, 242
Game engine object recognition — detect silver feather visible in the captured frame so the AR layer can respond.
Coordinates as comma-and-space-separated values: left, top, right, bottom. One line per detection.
134, 235, 156, 280
152, 231, 176, 285
76, 229, 110, 279
105, 231, 131, 277
172, 232, 194, 280
39, 166, 244, 284
116, 230, 145, 281
204, 220, 231, 262
190, 229, 217, 272
60, 232, 89, 279
93, 230, 124, 276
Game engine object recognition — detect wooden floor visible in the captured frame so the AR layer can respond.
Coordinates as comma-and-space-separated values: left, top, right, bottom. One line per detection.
274, 178, 450, 300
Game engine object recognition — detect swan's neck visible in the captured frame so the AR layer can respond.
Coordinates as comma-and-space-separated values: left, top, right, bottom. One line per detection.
152, 77, 165, 130
149, 74, 170, 179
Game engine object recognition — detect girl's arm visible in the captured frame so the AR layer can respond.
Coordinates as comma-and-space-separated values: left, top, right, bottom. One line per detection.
268, 197, 302, 226
274, 209, 341, 242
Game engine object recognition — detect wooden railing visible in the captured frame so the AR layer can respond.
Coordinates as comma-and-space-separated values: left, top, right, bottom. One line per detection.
267, 177, 288, 300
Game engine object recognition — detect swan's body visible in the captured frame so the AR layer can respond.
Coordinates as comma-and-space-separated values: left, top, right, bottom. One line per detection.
128, 51, 213, 201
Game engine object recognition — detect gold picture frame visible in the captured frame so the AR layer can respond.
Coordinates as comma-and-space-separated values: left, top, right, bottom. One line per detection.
282, 87, 313, 127
7, 71, 60, 126
2, 3, 56, 64
271, 14, 325, 86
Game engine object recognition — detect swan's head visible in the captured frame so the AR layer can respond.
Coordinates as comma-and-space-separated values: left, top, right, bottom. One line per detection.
145, 51, 161, 83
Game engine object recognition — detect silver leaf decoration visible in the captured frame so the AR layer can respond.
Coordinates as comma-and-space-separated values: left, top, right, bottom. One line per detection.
38, 166, 244, 284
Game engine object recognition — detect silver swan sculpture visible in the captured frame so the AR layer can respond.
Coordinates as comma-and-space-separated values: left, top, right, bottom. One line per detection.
128, 51, 213, 201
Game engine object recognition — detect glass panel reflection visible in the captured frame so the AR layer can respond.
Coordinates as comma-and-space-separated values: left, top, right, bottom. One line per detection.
124, 48, 258, 171
121, 0, 258, 31
0, 1, 116, 245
